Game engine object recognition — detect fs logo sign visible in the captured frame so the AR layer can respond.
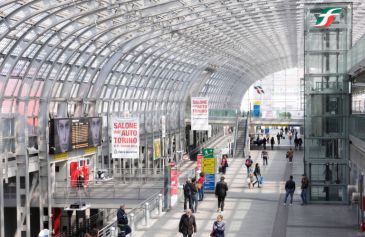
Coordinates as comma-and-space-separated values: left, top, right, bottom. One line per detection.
314, 7, 342, 28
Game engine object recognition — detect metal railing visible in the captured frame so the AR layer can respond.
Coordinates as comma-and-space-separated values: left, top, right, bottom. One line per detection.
53, 180, 162, 204
98, 191, 163, 237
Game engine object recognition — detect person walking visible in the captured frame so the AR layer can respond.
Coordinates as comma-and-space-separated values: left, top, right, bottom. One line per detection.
301, 174, 309, 205
220, 155, 229, 175
197, 172, 205, 201
287, 148, 294, 163
261, 150, 268, 166
215, 176, 228, 212
247, 173, 254, 189
252, 163, 261, 188
288, 132, 293, 145
298, 137, 303, 150
294, 137, 299, 150
276, 133, 281, 145
245, 156, 253, 177
284, 175, 296, 206
190, 177, 198, 213
262, 137, 267, 150
211, 214, 225, 237
179, 209, 197, 237
270, 137, 275, 150
183, 179, 192, 211
117, 205, 132, 236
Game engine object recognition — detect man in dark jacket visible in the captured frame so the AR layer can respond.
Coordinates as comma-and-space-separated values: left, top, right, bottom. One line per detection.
300, 174, 309, 205
284, 175, 296, 206
215, 176, 228, 212
117, 204, 131, 236
183, 179, 192, 211
179, 209, 197, 237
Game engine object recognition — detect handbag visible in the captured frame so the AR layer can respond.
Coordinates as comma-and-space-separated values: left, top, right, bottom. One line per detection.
218, 166, 223, 172
210, 230, 216, 237
196, 183, 202, 189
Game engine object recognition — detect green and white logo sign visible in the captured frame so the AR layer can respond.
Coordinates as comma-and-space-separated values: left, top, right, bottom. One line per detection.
315, 7, 342, 28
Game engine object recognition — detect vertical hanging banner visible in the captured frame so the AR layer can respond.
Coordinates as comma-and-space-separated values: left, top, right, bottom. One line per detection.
202, 148, 215, 192
170, 167, 178, 206
153, 138, 161, 160
111, 117, 139, 158
191, 97, 209, 130
196, 154, 203, 172
161, 115, 166, 138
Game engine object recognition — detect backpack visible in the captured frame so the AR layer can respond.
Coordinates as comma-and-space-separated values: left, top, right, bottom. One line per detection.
245, 159, 252, 167
183, 183, 191, 196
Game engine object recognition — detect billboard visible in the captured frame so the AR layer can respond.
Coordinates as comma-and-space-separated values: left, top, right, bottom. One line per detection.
111, 117, 140, 159
191, 97, 209, 131
49, 117, 102, 154
49, 118, 72, 154
153, 138, 161, 160
88, 117, 102, 147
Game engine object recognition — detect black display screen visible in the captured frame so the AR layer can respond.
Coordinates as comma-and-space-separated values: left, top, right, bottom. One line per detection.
49, 118, 72, 154
49, 117, 102, 154
72, 118, 89, 150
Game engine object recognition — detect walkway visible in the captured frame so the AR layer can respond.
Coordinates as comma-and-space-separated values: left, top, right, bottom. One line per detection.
132, 149, 359, 237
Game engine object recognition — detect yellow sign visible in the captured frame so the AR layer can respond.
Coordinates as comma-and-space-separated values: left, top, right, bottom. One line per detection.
84, 147, 97, 155
53, 152, 68, 161
153, 138, 161, 160
202, 158, 215, 174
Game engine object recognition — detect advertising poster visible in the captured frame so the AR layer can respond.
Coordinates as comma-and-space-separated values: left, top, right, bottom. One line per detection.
50, 118, 72, 154
111, 117, 139, 159
153, 138, 161, 160
196, 154, 203, 172
202, 148, 215, 192
170, 167, 178, 206
191, 97, 209, 131
253, 101, 261, 117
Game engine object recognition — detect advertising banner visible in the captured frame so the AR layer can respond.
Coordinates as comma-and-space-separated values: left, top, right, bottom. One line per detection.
191, 97, 209, 131
196, 154, 203, 172
161, 115, 166, 138
111, 117, 139, 159
202, 148, 215, 192
153, 138, 161, 160
170, 167, 178, 206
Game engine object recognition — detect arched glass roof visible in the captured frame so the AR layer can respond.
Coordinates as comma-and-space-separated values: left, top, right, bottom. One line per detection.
0, 0, 365, 127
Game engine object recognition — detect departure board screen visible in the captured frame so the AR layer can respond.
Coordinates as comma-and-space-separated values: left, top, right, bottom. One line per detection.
71, 118, 89, 149
49, 117, 102, 154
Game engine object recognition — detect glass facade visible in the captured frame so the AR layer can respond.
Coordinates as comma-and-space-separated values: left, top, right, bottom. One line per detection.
304, 3, 352, 203
241, 68, 304, 119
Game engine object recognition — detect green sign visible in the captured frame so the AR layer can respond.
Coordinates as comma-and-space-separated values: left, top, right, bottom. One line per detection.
202, 148, 214, 158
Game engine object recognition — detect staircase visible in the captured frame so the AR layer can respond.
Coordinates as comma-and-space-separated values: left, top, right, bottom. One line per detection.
234, 117, 248, 158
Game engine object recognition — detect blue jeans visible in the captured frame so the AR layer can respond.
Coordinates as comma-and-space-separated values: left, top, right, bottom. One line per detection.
198, 187, 204, 201
301, 188, 307, 204
284, 190, 294, 204
191, 193, 198, 213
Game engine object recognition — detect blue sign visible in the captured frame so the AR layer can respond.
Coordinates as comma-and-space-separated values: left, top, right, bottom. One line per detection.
253, 105, 260, 117
204, 174, 216, 192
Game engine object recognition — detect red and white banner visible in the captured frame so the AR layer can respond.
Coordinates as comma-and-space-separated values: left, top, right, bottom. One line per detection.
191, 97, 209, 131
111, 117, 139, 159
170, 168, 178, 206
196, 154, 203, 172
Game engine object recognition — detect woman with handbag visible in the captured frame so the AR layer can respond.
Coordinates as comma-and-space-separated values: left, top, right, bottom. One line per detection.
210, 214, 225, 237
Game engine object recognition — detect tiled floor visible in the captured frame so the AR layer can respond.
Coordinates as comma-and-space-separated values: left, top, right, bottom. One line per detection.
131, 148, 360, 237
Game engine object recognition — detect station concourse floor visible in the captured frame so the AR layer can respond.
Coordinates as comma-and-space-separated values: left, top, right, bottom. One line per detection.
132, 149, 360, 237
